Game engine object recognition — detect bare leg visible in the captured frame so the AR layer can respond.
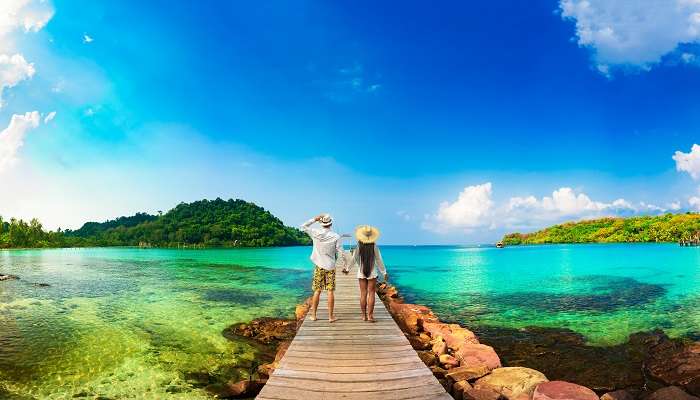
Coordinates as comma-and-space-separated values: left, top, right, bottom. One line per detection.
367, 278, 377, 322
328, 290, 337, 322
310, 289, 321, 321
358, 278, 368, 320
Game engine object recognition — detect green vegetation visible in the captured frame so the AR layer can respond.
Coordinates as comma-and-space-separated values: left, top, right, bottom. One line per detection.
502, 213, 700, 245
0, 198, 310, 249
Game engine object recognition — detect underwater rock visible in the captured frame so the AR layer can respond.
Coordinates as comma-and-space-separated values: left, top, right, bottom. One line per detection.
33, 282, 50, 287
474, 367, 548, 400
0, 274, 19, 281
222, 317, 296, 345
205, 379, 266, 399
531, 381, 598, 400
645, 336, 700, 396
646, 386, 700, 400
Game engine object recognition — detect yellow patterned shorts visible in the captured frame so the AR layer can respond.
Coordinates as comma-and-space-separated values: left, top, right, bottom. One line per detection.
311, 266, 336, 291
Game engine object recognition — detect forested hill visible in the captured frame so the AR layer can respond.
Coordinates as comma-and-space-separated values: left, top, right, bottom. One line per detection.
1, 198, 311, 248
502, 213, 700, 245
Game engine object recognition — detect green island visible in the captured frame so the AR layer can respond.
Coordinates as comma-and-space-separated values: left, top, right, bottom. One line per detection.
0, 198, 310, 248
502, 212, 700, 245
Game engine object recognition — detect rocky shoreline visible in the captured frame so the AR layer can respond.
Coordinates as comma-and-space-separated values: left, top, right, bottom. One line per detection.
217, 284, 700, 400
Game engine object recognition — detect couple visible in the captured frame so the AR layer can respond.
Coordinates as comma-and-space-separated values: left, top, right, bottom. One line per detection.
300, 214, 388, 323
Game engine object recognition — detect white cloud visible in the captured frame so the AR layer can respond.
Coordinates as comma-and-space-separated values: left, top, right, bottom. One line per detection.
0, 111, 40, 172
673, 144, 700, 180
0, 53, 35, 104
690, 196, 700, 210
43, 110, 56, 123
424, 183, 494, 232
668, 201, 682, 211
560, 0, 700, 72
0, 0, 54, 37
83, 33, 93, 44
425, 184, 668, 233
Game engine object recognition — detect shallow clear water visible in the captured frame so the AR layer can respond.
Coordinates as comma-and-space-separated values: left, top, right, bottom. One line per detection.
1, 244, 699, 398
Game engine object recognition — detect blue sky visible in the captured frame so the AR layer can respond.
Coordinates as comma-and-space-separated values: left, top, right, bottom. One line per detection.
2, 0, 700, 244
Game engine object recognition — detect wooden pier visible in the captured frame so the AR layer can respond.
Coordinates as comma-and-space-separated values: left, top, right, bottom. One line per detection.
256, 270, 451, 400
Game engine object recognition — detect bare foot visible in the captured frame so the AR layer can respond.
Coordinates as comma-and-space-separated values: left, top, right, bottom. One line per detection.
309, 315, 317, 321
361, 314, 367, 321
328, 317, 338, 323
367, 316, 376, 323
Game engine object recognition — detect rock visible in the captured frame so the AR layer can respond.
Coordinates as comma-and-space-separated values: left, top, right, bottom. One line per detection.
646, 338, 700, 396
274, 340, 291, 363
647, 386, 700, 400
600, 390, 636, 400
257, 363, 274, 379
388, 302, 438, 335
474, 367, 548, 399
440, 354, 460, 368
295, 303, 309, 321
439, 378, 451, 392
408, 334, 431, 350
446, 365, 491, 384
0, 274, 19, 281
222, 318, 296, 345
531, 381, 597, 400
417, 350, 437, 366
455, 343, 502, 371
33, 282, 50, 287
452, 380, 473, 400
206, 379, 266, 399
463, 387, 506, 400
432, 335, 448, 356
444, 326, 480, 351
431, 365, 448, 379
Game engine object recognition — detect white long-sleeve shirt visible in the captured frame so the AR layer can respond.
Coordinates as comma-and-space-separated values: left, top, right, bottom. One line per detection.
351, 244, 387, 279
300, 218, 342, 270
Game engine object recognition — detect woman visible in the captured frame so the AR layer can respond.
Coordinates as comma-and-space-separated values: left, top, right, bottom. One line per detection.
349, 225, 388, 322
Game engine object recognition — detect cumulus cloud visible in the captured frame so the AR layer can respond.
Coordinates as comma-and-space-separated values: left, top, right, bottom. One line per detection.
673, 144, 700, 180
560, 0, 700, 73
0, 111, 40, 172
0, 53, 35, 104
425, 183, 667, 233
690, 196, 700, 210
0, 0, 54, 37
83, 33, 93, 44
423, 183, 495, 232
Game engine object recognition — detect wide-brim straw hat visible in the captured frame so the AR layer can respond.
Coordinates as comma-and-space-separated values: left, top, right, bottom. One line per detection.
355, 225, 380, 244
320, 214, 333, 227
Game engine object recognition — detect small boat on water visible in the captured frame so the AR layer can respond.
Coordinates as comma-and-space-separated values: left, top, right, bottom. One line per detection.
496, 241, 504, 248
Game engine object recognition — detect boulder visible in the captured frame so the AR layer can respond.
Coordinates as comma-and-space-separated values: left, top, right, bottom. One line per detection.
0, 274, 19, 281
600, 390, 635, 400
273, 340, 291, 363
474, 367, 548, 400
257, 363, 274, 379
205, 379, 266, 399
440, 354, 460, 369
388, 303, 438, 335
455, 343, 502, 371
417, 350, 437, 366
432, 335, 448, 356
463, 387, 506, 400
446, 365, 491, 384
222, 318, 296, 345
647, 386, 700, 400
646, 339, 700, 396
531, 381, 597, 400
431, 365, 448, 379
408, 334, 431, 350
444, 326, 480, 350
452, 380, 473, 400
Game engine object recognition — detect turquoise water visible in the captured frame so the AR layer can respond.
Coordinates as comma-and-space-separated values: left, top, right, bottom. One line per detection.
1, 244, 699, 398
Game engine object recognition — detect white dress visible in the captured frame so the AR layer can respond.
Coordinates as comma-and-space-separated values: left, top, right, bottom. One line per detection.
345, 244, 387, 279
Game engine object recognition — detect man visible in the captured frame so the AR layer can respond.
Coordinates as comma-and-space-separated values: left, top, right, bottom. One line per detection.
300, 213, 343, 322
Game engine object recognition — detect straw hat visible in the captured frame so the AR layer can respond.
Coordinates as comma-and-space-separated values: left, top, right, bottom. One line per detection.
319, 214, 333, 227
355, 225, 380, 244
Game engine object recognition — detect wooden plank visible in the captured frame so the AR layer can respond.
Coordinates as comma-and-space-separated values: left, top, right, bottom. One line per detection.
272, 367, 432, 382
279, 361, 428, 373
257, 385, 449, 400
263, 375, 439, 392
